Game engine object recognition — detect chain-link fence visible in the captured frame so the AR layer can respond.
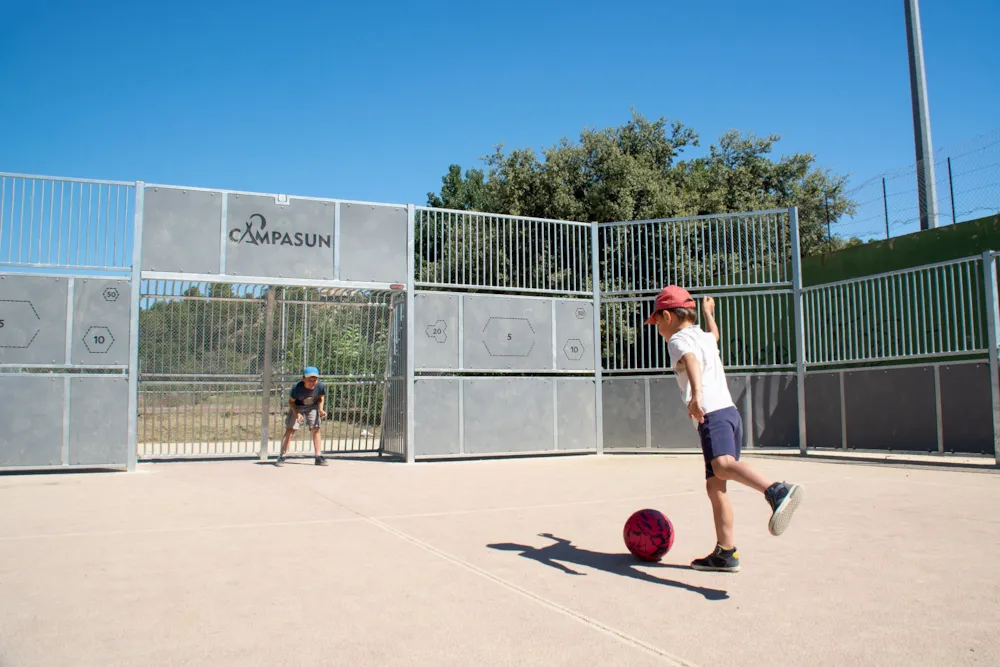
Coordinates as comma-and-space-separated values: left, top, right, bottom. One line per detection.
837, 129, 1000, 242
137, 280, 399, 459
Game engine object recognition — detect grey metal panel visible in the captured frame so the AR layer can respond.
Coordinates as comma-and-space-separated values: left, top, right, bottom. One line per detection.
462, 294, 553, 371
339, 203, 408, 283
648, 377, 700, 448
557, 379, 597, 451
0, 275, 68, 365
463, 377, 555, 454
555, 299, 595, 371
844, 367, 937, 451
414, 378, 460, 456
71, 278, 130, 365
805, 373, 842, 449
602, 378, 647, 449
69, 376, 128, 465
0, 376, 64, 466
225, 195, 335, 279
940, 363, 993, 454
752, 374, 799, 447
141, 187, 222, 273
413, 292, 459, 370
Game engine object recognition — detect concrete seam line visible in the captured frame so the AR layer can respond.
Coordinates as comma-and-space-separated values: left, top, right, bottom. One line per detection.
364, 514, 702, 667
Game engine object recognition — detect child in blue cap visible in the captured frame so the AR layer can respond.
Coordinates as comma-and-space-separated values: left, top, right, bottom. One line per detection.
275, 366, 328, 466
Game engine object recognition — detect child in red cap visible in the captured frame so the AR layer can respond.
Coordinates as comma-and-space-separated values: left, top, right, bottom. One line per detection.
647, 285, 803, 572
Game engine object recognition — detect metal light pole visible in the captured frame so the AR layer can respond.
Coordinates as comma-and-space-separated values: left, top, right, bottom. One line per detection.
904, 0, 939, 230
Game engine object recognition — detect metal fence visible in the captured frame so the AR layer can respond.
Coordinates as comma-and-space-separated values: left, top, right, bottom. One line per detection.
4, 164, 1000, 465
414, 207, 593, 295
379, 297, 407, 458
801, 257, 988, 366
838, 129, 1000, 242
599, 210, 793, 294
0, 173, 139, 471
0, 174, 136, 271
137, 280, 400, 459
598, 209, 796, 373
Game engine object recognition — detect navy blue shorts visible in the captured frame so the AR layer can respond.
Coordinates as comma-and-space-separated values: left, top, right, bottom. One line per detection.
697, 406, 743, 479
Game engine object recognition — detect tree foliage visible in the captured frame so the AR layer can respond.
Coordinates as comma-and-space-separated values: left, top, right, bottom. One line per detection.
427, 110, 861, 256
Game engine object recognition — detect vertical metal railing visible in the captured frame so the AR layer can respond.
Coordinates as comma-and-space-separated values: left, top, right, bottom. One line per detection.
984, 251, 1000, 465
379, 295, 407, 458
790, 207, 807, 454
413, 207, 593, 295
405, 204, 416, 463
800, 257, 988, 365
0, 173, 136, 270
136, 281, 396, 459
598, 208, 796, 375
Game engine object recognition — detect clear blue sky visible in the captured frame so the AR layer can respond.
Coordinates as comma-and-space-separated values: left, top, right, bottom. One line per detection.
1, 0, 997, 209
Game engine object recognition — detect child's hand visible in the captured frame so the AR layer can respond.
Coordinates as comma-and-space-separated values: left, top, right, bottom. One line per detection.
320, 409, 327, 419
702, 296, 715, 316
296, 413, 304, 423
687, 395, 706, 424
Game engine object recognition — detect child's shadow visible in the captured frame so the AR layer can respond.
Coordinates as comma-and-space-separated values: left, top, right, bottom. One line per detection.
487, 533, 728, 601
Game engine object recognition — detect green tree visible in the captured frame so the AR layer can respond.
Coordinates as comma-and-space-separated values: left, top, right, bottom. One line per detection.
425, 109, 861, 256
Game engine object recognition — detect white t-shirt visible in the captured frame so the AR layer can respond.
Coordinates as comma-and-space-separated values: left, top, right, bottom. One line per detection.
667, 325, 735, 415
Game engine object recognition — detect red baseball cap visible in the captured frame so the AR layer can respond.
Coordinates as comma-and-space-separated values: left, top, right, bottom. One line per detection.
645, 285, 696, 324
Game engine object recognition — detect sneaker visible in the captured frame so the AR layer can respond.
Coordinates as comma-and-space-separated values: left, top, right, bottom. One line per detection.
274, 455, 286, 467
690, 544, 741, 572
765, 482, 803, 536
314, 456, 328, 466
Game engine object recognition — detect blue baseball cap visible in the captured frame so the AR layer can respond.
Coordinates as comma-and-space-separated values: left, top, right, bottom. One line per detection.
303, 366, 320, 378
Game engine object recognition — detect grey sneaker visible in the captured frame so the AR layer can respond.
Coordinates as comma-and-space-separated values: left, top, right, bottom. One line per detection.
690, 544, 741, 572
765, 482, 803, 536
314, 456, 328, 466
274, 455, 286, 467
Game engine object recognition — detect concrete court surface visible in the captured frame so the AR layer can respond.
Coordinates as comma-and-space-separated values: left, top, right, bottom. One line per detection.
1, 452, 998, 667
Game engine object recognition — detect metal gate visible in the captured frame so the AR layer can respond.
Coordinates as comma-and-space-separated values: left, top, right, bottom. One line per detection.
137, 279, 401, 459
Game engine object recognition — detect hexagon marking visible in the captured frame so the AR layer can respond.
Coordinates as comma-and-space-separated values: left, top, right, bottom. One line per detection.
83, 326, 115, 354
575, 308, 587, 320
0, 300, 41, 349
425, 320, 448, 344
563, 338, 585, 361
102, 287, 121, 302
482, 317, 536, 358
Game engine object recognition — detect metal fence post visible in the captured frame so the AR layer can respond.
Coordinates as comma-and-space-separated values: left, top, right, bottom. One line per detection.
405, 204, 416, 463
789, 206, 808, 454
591, 221, 604, 455
259, 288, 276, 461
982, 251, 1000, 466
126, 181, 145, 472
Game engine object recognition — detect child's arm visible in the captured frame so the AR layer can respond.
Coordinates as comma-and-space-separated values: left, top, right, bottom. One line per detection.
678, 352, 706, 423
702, 296, 720, 343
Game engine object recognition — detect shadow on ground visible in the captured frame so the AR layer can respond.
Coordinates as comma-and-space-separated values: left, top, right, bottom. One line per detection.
487, 533, 728, 601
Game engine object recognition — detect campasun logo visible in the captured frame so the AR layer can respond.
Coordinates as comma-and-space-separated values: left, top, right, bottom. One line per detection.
229, 214, 332, 248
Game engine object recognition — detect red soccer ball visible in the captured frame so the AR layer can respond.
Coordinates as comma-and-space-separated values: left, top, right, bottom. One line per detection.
623, 508, 675, 562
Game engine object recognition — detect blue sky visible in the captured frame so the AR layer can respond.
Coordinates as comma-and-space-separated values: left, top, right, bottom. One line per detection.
1, 0, 998, 216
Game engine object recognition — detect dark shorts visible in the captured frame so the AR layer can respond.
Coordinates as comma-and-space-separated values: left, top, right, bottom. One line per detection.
697, 406, 743, 479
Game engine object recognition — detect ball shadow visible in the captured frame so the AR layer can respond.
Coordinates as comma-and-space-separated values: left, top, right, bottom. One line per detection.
487, 533, 728, 601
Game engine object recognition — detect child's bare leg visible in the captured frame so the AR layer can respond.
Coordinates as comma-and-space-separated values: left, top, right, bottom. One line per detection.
279, 428, 295, 455
311, 428, 322, 456
710, 455, 771, 493
712, 455, 804, 537
706, 477, 735, 550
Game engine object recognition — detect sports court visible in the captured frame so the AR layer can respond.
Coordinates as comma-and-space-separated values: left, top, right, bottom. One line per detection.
2, 451, 997, 667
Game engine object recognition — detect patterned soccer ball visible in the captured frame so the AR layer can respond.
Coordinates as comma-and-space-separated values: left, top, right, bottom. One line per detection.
623, 508, 675, 561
